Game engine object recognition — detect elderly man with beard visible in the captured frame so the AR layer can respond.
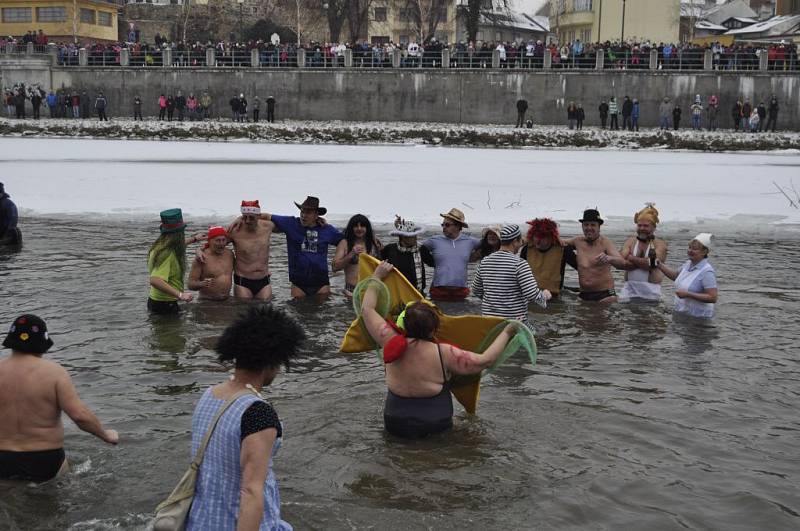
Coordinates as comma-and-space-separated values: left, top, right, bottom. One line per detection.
564, 209, 628, 303
188, 226, 235, 300
520, 218, 577, 299
618, 203, 668, 302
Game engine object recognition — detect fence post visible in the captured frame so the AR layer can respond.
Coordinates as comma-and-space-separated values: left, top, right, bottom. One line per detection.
26, 42, 34, 55
492, 49, 500, 68
392, 48, 401, 68
344, 48, 353, 68
543, 50, 552, 69
206, 47, 215, 67
759, 49, 768, 71
595, 49, 604, 70
79, 48, 88, 66
649, 48, 658, 70
162, 47, 172, 67
120, 48, 129, 67
251, 48, 260, 67
441, 48, 450, 69
704, 49, 713, 71
297, 47, 306, 68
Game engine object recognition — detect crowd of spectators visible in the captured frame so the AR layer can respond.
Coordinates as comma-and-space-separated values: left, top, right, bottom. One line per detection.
2, 33, 797, 71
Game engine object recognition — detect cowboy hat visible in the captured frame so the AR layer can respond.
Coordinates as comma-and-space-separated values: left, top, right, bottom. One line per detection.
440, 207, 468, 228
294, 196, 327, 216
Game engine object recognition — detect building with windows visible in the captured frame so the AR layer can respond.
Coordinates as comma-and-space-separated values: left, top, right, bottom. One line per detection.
549, 0, 680, 44
776, 0, 800, 14
0, 0, 119, 42
367, 1, 457, 45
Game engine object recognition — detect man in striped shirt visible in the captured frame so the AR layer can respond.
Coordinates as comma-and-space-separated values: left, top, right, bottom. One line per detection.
471, 225, 551, 325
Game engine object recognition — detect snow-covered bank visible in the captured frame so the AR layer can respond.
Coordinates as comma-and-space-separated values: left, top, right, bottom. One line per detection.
2, 137, 799, 231
2, 117, 800, 152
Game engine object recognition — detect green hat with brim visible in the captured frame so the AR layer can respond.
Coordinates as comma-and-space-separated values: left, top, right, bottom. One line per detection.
160, 208, 187, 233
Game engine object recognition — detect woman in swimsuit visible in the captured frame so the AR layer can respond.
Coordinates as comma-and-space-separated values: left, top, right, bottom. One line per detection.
332, 214, 382, 297
361, 261, 519, 438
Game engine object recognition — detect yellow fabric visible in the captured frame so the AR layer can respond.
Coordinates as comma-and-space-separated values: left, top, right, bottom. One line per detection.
633, 203, 660, 226
148, 251, 183, 302
340, 254, 505, 414
526, 245, 564, 295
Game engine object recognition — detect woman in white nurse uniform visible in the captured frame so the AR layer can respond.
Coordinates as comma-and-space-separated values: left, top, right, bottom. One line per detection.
657, 233, 718, 319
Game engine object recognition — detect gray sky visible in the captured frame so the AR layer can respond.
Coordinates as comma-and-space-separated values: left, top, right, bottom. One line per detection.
514, 0, 549, 15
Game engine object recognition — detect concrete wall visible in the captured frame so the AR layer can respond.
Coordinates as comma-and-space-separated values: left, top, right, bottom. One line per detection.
2, 60, 799, 129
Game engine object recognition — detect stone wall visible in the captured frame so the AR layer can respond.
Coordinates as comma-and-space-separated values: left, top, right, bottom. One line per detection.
2, 59, 798, 129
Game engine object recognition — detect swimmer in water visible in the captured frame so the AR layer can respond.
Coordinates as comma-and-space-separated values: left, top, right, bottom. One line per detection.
332, 214, 382, 297
188, 226, 234, 300
563, 209, 628, 303
0, 315, 118, 483
619, 203, 668, 302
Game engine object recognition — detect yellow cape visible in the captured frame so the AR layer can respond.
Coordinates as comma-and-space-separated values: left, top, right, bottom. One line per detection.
339, 254, 505, 414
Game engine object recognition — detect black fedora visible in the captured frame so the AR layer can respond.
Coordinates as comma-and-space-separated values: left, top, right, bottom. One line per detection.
294, 196, 327, 216
579, 208, 604, 225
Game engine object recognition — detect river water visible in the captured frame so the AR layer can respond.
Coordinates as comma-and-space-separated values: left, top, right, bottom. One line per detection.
1, 140, 799, 530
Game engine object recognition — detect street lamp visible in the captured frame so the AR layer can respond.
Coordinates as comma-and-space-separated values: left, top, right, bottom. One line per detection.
621, 0, 626, 42
296, 0, 301, 45
237, 0, 244, 41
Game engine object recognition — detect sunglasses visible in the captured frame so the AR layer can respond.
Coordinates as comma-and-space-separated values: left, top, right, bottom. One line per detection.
441, 222, 456, 228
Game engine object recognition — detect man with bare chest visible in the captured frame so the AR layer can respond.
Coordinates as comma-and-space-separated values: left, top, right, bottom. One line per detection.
619, 203, 668, 302
566, 209, 628, 303
229, 200, 275, 300
188, 226, 234, 300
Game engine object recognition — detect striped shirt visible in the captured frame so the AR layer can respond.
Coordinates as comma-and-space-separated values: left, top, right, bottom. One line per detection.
471, 250, 547, 321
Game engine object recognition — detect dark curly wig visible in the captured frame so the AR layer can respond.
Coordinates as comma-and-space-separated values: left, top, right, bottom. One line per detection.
216, 305, 305, 371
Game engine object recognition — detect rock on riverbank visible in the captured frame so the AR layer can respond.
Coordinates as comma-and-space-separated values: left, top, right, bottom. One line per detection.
1, 117, 799, 151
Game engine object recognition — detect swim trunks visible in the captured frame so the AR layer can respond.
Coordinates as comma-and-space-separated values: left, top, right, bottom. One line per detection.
234, 273, 271, 295
295, 283, 328, 296
147, 298, 179, 314
0, 448, 65, 482
429, 286, 470, 301
383, 345, 453, 439
579, 289, 617, 302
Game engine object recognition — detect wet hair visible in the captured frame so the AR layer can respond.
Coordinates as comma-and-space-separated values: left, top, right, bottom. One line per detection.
403, 302, 440, 341
148, 232, 186, 280
216, 305, 305, 371
344, 214, 377, 255
479, 230, 500, 258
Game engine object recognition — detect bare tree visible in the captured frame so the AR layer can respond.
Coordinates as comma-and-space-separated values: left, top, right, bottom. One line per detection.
322, 0, 348, 43
460, 0, 513, 44
346, 0, 372, 43
403, 0, 449, 42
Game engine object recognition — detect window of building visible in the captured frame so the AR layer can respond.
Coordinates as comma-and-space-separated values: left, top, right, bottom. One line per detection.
481, 0, 493, 9
2, 7, 32, 23
374, 7, 387, 21
581, 28, 592, 42
556, 0, 566, 15
495, 31, 501, 40
97, 11, 112, 26
80, 8, 96, 24
476, 31, 484, 41
37, 6, 67, 23
399, 34, 409, 44
574, 0, 592, 12
398, 8, 411, 22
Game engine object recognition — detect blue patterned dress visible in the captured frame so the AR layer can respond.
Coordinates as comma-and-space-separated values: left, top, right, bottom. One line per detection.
186, 387, 291, 530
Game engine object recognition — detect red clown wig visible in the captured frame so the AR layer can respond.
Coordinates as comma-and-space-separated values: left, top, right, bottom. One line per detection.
525, 218, 560, 242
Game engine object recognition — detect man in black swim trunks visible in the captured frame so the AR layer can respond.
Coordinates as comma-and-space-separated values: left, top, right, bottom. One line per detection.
563, 209, 628, 303
229, 200, 275, 300
0, 315, 118, 483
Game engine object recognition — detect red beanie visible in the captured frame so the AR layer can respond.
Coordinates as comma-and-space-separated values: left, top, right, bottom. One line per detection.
207, 226, 227, 241
241, 200, 261, 215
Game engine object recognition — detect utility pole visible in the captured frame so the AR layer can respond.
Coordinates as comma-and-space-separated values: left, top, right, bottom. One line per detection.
597, 0, 603, 42
621, 0, 626, 42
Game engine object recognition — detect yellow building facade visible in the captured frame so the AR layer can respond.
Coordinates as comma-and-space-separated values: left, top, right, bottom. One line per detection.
367, 1, 456, 44
0, 0, 119, 43
551, 0, 679, 45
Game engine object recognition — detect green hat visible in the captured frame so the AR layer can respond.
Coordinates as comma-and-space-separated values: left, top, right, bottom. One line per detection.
160, 208, 186, 233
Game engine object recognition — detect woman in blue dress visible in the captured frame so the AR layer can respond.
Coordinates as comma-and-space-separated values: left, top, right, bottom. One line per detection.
186, 306, 304, 530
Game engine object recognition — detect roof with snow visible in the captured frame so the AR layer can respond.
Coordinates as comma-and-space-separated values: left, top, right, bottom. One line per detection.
695, 20, 728, 31
479, 11, 550, 34
704, 0, 757, 25
725, 14, 800, 35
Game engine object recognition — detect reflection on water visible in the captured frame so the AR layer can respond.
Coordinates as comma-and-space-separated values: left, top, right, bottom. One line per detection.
1, 218, 800, 530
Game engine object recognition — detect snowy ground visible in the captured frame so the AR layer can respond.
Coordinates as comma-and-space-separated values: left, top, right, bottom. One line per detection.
2, 137, 798, 232
2, 117, 799, 152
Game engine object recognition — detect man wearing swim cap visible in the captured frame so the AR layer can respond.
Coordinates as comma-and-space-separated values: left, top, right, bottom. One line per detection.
0, 315, 118, 483
564, 209, 628, 303
619, 203, 668, 302
188, 226, 235, 300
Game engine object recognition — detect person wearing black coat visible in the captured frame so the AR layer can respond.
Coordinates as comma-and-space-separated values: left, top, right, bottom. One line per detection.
765, 96, 778, 132
516, 98, 528, 128
229, 95, 240, 121
175, 91, 186, 121
14, 90, 26, 119
621, 96, 633, 131
576, 104, 585, 130
166, 95, 175, 121
266, 96, 276, 123
672, 105, 682, 130
756, 102, 767, 132
30, 91, 42, 119
598, 100, 609, 129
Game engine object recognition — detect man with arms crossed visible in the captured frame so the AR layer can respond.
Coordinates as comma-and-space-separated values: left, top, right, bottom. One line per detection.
565, 209, 628, 303
188, 226, 235, 300
619, 203, 668, 302
0, 315, 117, 483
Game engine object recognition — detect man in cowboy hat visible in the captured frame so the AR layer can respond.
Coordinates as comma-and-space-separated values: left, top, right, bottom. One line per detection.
0, 315, 118, 483
380, 216, 432, 294
188, 226, 235, 300
420, 207, 481, 301
564, 209, 628, 303
520, 218, 577, 299
238, 196, 343, 299
618, 203, 668, 302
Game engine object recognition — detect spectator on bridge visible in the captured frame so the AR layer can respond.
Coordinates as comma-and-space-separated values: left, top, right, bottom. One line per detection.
749, 108, 760, 133
756, 101, 767, 133
71, 92, 80, 119
567, 101, 577, 130
608, 97, 619, 130
30, 89, 42, 120
200, 92, 212, 120
516, 98, 528, 128
238, 94, 248, 122
175, 91, 186, 121
158, 94, 167, 120
732, 100, 743, 131
576, 103, 585, 130
166, 95, 175, 121
133, 95, 143, 121
672, 104, 682, 130
14, 89, 26, 119
741, 99, 752, 132
621, 96, 633, 131
253, 95, 260, 123
46, 90, 56, 118
631, 99, 640, 131
266, 96, 276, 123
707, 95, 719, 131
187, 93, 198, 121
691, 98, 703, 130
80, 90, 90, 119
598, 99, 609, 129
229, 94, 240, 121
